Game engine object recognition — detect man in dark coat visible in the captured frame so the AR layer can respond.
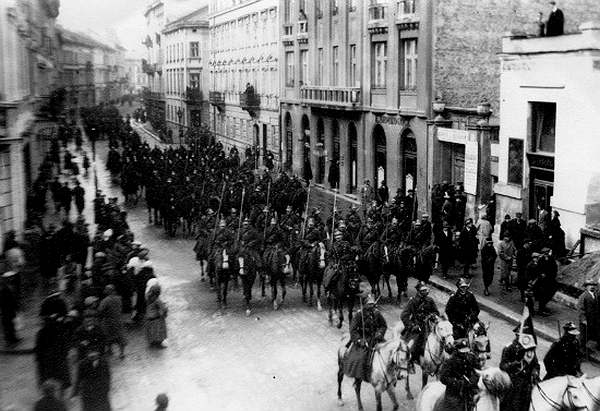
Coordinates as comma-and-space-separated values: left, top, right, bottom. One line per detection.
499, 214, 511, 241
508, 212, 527, 249
40, 225, 60, 283
481, 239, 497, 296
500, 330, 540, 411
543, 322, 582, 380
73, 180, 86, 215
0, 274, 19, 345
533, 252, 558, 315
401, 282, 440, 364
516, 242, 533, 302
35, 317, 71, 391
59, 182, 72, 216
459, 218, 478, 276
577, 279, 598, 351
545, 0, 564, 36
342, 293, 387, 381
438, 338, 480, 411
445, 278, 480, 339
73, 349, 112, 411
435, 222, 454, 279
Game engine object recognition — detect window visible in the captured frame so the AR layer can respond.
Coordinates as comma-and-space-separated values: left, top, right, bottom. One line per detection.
284, 0, 291, 23
190, 73, 200, 89
401, 39, 417, 90
332, 46, 339, 86
317, 48, 323, 85
285, 51, 295, 86
373, 42, 387, 87
332, 0, 339, 15
349, 44, 357, 86
398, 0, 416, 15
316, 0, 323, 18
350, 0, 358, 12
300, 50, 308, 86
190, 42, 199, 58
530, 102, 556, 153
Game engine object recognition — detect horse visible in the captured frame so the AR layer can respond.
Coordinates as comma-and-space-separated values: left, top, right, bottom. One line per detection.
530, 375, 600, 411
415, 367, 512, 411
210, 245, 234, 308
263, 243, 289, 310
468, 320, 491, 369
382, 243, 415, 304
357, 240, 385, 299
337, 323, 412, 411
236, 245, 261, 316
404, 314, 454, 400
298, 241, 326, 310
324, 262, 361, 329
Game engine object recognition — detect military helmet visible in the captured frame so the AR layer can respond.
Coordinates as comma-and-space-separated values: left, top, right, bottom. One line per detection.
454, 338, 471, 353
456, 277, 470, 288
333, 229, 343, 239
219, 219, 226, 228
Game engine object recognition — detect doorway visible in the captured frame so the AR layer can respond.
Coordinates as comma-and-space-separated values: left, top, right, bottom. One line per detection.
373, 124, 386, 187
530, 169, 554, 221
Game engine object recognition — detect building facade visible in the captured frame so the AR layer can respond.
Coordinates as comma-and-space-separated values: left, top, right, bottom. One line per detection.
208, 0, 280, 164
163, 7, 210, 143
0, 0, 61, 245
497, 23, 600, 249
143, 0, 167, 134
124, 58, 149, 93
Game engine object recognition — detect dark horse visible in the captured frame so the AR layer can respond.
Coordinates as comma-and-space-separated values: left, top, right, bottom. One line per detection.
382, 243, 415, 304
357, 240, 384, 298
324, 263, 361, 329
210, 245, 234, 308
263, 243, 289, 310
298, 241, 327, 310
236, 245, 261, 316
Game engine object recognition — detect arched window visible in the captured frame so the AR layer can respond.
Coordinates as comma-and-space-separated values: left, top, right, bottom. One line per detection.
401, 129, 417, 195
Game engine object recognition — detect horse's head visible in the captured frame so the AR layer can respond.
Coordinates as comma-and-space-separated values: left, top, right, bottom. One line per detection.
477, 367, 512, 398
392, 339, 413, 381
434, 318, 454, 353
469, 321, 491, 365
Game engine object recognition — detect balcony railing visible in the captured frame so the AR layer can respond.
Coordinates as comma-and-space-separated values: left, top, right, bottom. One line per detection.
239, 91, 260, 116
368, 2, 389, 33
282, 23, 294, 45
300, 85, 361, 108
396, 0, 419, 28
209, 91, 225, 109
297, 21, 308, 43
185, 87, 202, 104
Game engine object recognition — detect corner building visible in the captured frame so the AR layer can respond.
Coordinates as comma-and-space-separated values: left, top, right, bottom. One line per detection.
208, 0, 280, 164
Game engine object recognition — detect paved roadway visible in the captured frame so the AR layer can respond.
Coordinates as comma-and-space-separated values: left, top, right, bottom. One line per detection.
1, 116, 599, 411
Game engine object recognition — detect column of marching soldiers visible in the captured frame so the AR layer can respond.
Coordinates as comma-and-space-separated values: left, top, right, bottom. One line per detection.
91, 105, 587, 409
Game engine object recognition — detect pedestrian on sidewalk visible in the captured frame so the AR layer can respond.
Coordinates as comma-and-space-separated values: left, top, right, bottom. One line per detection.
481, 239, 497, 296
516, 241, 533, 302
435, 222, 454, 279
72, 349, 112, 411
82, 152, 91, 176
498, 234, 516, 291
577, 279, 599, 352
35, 316, 71, 396
476, 215, 493, 251
145, 279, 168, 348
59, 182, 73, 218
0, 273, 20, 346
34, 379, 67, 411
73, 180, 85, 215
40, 224, 60, 286
98, 284, 126, 359
458, 219, 478, 276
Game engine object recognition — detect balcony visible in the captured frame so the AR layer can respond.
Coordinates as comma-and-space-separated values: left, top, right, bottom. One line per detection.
297, 21, 308, 44
282, 23, 294, 46
185, 87, 203, 105
396, 0, 419, 29
300, 86, 361, 109
209, 91, 225, 110
239, 91, 260, 116
368, 2, 389, 34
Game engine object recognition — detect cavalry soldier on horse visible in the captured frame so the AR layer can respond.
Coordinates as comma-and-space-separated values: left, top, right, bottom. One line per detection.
330, 230, 356, 268
543, 322, 583, 380
342, 291, 387, 382
445, 278, 480, 339
401, 282, 440, 369
438, 338, 481, 411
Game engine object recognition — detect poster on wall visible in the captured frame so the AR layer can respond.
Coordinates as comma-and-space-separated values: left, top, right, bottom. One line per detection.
508, 139, 524, 185
464, 141, 479, 195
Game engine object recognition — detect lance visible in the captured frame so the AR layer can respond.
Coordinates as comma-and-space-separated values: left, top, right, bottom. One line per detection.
330, 189, 337, 249
210, 181, 227, 249
236, 188, 246, 244
265, 180, 272, 209
301, 183, 312, 240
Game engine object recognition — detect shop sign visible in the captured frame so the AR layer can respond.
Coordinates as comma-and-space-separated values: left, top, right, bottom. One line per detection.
464, 141, 478, 195
437, 127, 469, 145
375, 114, 406, 126
526, 153, 554, 170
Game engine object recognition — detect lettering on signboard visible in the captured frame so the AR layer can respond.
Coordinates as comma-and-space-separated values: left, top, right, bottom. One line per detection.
502, 61, 531, 71
375, 114, 407, 126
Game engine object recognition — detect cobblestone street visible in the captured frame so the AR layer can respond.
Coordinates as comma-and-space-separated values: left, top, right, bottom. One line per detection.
0, 126, 598, 411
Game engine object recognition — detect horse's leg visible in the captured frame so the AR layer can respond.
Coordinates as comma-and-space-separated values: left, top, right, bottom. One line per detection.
260, 271, 266, 298
337, 364, 344, 406
354, 379, 364, 411
301, 271, 307, 303
280, 273, 287, 304
216, 276, 223, 308
375, 391, 383, 411
337, 297, 344, 329
222, 275, 229, 308
308, 276, 314, 306
271, 274, 278, 310
316, 278, 323, 311
327, 293, 334, 326
405, 374, 413, 401
422, 372, 428, 389
384, 273, 393, 300
386, 385, 399, 411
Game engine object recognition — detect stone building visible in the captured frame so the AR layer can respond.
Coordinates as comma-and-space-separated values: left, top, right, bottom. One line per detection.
57, 28, 96, 110
143, 0, 167, 134
163, 6, 210, 143
0, 0, 61, 246
124, 58, 149, 93
498, 23, 600, 249
208, 0, 280, 164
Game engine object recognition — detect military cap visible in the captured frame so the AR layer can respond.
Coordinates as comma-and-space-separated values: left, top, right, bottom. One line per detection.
415, 281, 429, 292
454, 338, 471, 353
456, 278, 470, 288
563, 322, 580, 335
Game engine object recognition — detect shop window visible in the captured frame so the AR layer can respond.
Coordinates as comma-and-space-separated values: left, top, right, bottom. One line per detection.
508, 138, 523, 185
529, 102, 556, 153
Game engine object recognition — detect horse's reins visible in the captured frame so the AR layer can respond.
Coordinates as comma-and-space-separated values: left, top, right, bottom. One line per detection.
583, 381, 600, 408
531, 381, 588, 411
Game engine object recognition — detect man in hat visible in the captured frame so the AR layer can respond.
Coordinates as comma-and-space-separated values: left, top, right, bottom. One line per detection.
438, 338, 480, 411
401, 282, 440, 367
499, 214, 512, 241
435, 221, 455, 279
577, 279, 599, 352
342, 293, 387, 382
481, 239, 497, 296
543, 322, 582, 380
445, 278, 480, 339
415, 214, 432, 248
98, 284, 126, 359
330, 229, 355, 268
498, 234, 516, 291
545, 0, 564, 36
500, 328, 540, 411
73, 180, 86, 215
360, 179, 375, 218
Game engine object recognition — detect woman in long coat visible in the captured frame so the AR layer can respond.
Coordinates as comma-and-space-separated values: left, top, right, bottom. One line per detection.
145, 279, 168, 347
35, 318, 71, 391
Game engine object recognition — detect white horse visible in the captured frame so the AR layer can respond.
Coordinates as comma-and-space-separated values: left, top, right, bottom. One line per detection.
415, 367, 512, 411
337, 323, 413, 411
404, 315, 454, 400
530, 375, 600, 411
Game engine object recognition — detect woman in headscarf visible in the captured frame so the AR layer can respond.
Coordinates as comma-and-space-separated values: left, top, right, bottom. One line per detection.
145, 279, 168, 348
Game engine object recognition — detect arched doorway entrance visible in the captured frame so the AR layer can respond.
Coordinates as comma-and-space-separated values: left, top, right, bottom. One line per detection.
316, 118, 325, 184
348, 122, 358, 193
373, 124, 386, 187
284, 112, 293, 171
401, 129, 417, 195
301, 115, 312, 181
329, 120, 340, 189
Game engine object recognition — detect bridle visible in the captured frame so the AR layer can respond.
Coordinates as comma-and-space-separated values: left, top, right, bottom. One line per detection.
531, 380, 588, 411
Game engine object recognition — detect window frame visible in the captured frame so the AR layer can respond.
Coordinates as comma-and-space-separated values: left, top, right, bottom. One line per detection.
285, 51, 295, 87
373, 42, 387, 88
332, 46, 339, 86
190, 41, 199, 58
400, 38, 418, 90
